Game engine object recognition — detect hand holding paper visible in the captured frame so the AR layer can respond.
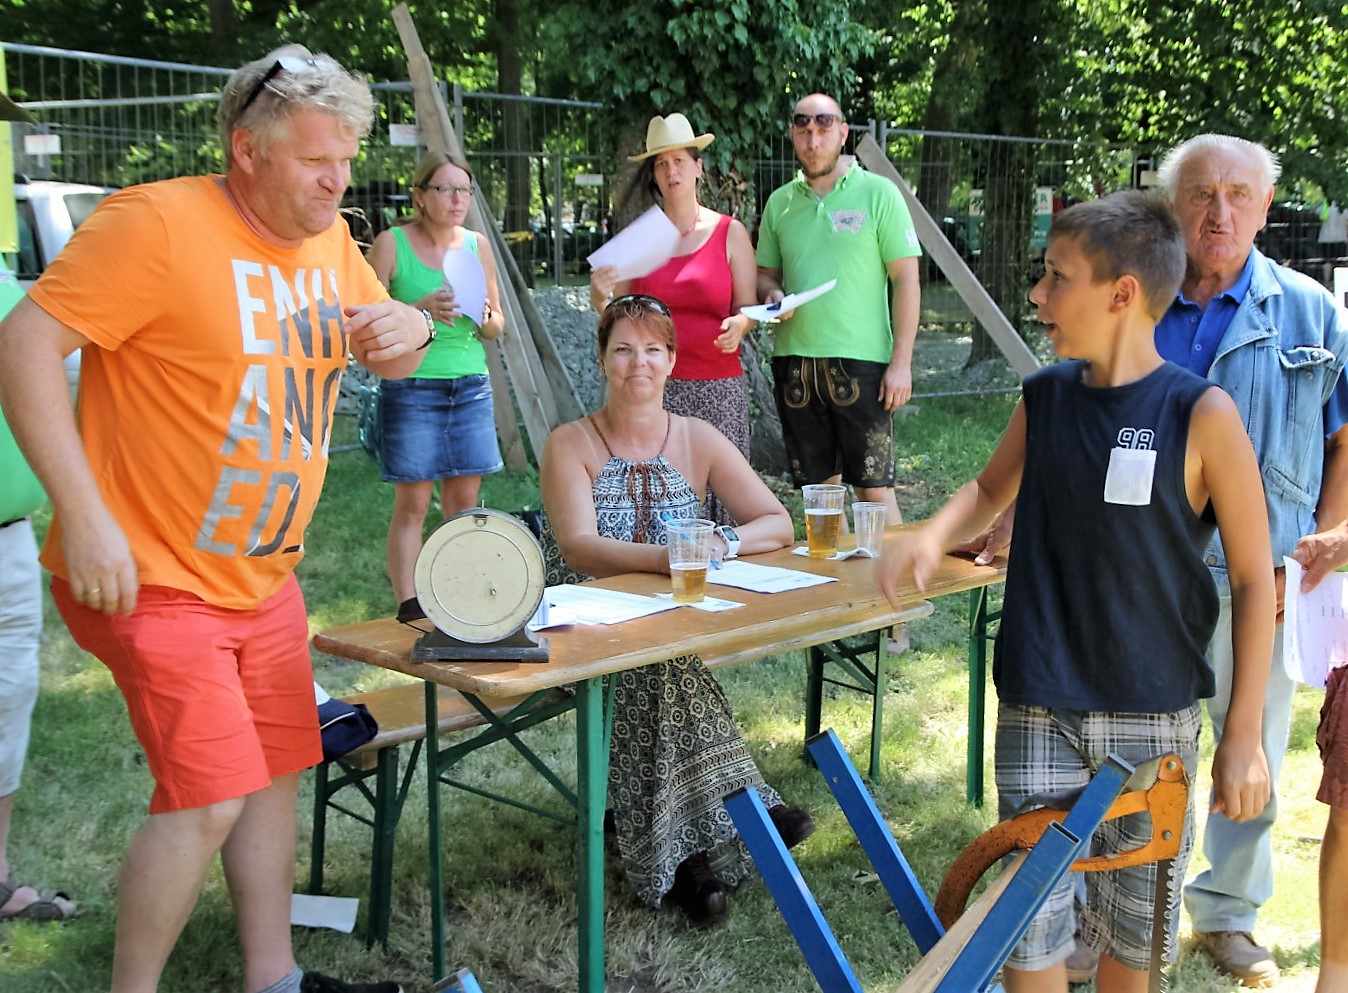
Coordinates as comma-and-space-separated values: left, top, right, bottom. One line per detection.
442, 248, 489, 328
586, 206, 680, 281
741, 279, 838, 323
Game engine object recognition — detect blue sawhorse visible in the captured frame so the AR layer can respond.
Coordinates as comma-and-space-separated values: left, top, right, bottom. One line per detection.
725, 729, 1135, 993
430, 967, 483, 993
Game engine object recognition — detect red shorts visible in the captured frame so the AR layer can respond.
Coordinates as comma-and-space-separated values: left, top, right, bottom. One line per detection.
1318, 665, 1348, 810
53, 573, 321, 814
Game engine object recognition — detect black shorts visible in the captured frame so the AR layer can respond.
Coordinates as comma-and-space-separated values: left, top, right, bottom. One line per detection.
771, 355, 895, 488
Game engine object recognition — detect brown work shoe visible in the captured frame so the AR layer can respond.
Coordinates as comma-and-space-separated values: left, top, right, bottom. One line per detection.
1193, 930, 1280, 988
1065, 933, 1098, 984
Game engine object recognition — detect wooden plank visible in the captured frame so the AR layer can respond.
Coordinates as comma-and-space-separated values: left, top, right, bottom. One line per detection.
484, 220, 587, 424
854, 134, 1040, 379
483, 339, 528, 469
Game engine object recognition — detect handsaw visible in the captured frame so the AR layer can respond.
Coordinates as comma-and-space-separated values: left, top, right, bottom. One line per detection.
933, 753, 1188, 991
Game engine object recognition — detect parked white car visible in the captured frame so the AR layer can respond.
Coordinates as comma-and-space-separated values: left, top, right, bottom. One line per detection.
5, 179, 113, 399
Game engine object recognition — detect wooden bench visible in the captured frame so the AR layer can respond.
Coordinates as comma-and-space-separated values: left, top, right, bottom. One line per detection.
311, 599, 933, 947
309, 681, 575, 948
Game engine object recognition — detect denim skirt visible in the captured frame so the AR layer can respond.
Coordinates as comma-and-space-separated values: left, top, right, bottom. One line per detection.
378, 374, 503, 483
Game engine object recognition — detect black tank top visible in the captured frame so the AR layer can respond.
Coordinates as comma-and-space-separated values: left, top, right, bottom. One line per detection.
995, 360, 1219, 713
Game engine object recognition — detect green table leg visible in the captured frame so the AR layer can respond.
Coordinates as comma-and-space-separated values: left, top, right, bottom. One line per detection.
425, 681, 446, 981
869, 631, 886, 780
575, 677, 606, 993
967, 587, 989, 808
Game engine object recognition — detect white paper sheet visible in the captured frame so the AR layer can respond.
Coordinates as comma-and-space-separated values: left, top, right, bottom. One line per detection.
791, 545, 876, 560
1282, 555, 1348, 689
528, 583, 681, 630
585, 205, 680, 281
654, 592, 746, 612
290, 893, 358, 933
740, 279, 838, 322
705, 560, 838, 594
442, 247, 489, 327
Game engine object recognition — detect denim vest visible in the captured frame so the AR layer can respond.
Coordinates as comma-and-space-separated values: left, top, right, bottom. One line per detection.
1203, 249, 1348, 593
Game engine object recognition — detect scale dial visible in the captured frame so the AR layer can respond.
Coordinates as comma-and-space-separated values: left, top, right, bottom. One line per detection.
413, 509, 547, 644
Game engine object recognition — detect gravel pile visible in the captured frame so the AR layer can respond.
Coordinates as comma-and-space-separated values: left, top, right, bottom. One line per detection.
530, 285, 604, 413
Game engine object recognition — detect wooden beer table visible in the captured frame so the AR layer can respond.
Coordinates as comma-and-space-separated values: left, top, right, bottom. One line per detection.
313, 535, 1005, 990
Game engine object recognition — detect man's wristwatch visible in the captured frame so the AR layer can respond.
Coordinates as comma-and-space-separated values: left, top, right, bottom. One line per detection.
715, 525, 741, 560
416, 308, 437, 350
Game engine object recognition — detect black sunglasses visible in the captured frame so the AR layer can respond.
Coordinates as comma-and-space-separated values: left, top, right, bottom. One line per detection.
239, 55, 325, 115
608, 293, 671, 317
791, 112, 840, 130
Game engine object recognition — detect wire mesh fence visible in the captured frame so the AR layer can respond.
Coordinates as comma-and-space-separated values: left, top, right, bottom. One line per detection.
3, 43, 609, 290
5, 42, 1341, 403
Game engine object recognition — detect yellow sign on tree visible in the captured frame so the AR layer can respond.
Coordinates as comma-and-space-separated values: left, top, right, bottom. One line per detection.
1, 48, 20, 255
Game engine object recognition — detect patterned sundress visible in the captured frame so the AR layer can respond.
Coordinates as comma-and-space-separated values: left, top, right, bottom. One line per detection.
542, 416, 785, 906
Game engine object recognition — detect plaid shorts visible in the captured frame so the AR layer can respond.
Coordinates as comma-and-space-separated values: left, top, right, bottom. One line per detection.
994, 703, 1201, 972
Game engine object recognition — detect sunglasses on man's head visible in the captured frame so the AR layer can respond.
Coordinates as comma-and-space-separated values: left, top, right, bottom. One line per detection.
791, 113, 840, 130
240, 55, 328, 115
608, 293, 671, 317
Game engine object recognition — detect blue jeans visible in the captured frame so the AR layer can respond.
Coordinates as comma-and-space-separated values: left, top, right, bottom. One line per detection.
378, 374, 502, 483
1182, 596, 1295, 933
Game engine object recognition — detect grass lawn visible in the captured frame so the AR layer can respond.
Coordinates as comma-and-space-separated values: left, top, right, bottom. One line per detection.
0, 376, 1323, 992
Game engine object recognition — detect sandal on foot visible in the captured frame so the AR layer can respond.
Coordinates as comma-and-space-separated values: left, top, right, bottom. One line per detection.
0, 878, 77, 923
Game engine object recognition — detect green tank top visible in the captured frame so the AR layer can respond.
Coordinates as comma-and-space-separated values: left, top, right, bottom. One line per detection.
0, 265, 45, 521
389, 226, 488, 380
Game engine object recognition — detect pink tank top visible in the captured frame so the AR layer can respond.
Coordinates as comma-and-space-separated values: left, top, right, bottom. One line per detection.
631, 213, 739, 380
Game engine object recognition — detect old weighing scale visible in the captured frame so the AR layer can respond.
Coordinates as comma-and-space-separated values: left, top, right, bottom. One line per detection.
410, 508, 550, 662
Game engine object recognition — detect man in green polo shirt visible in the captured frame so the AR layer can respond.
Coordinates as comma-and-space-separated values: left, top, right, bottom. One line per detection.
0, 260, 76, 923
756, 92, 922, 524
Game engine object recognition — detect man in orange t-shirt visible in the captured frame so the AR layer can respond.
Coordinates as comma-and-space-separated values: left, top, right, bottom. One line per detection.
0, 45, 434, 993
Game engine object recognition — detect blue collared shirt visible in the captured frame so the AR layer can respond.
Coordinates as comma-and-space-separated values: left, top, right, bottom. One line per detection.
1155, 254, 1255, 377
1156, 253, 1348, 438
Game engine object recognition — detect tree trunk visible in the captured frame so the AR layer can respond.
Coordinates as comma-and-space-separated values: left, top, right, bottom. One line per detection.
207, 0, 236, 55
494, 0, 534, 288
742, 338, 787, 477
918, 0, 983, 285
964, 0, 1053, 368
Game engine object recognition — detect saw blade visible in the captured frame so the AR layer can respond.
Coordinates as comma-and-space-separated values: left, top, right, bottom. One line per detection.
1149, 856, 1179, 993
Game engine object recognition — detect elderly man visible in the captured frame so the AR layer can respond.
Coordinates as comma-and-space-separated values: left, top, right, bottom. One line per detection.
755, 92, 922, 526
1156, 134, 1348, 987
0, 46, 429, 993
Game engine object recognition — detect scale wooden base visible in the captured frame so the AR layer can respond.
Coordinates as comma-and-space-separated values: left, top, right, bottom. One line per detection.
411, 626, 550, 662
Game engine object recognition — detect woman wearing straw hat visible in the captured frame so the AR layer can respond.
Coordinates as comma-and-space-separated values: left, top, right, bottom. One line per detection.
590, 112, 757, 526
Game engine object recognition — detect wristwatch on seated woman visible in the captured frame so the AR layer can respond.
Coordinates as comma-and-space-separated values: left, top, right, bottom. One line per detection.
715, 525, 740, 561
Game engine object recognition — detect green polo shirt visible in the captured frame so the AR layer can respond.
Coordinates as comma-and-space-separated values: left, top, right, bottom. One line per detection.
0, 262, 45, 522
756, 163, 920, 363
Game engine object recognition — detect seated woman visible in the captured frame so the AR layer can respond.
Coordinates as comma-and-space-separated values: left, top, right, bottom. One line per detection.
540, 293, 813, 926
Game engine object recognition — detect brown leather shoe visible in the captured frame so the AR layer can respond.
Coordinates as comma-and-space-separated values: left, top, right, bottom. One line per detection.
667, 852, 727, 927
768, 805, 816, 849
1065, 933, 1098, 984
1193, 930, 1280, 988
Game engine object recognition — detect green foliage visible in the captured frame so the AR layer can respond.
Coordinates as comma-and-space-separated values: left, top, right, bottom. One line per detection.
536, 0, 877, 192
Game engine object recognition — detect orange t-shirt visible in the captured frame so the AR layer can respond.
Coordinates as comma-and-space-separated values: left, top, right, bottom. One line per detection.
30, 175, 388, 609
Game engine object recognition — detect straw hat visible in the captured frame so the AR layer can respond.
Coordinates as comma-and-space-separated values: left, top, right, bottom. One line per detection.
627, 113, 714, 162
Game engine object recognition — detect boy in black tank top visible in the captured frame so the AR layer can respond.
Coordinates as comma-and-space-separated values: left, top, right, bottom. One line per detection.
878, 191, 1275, 993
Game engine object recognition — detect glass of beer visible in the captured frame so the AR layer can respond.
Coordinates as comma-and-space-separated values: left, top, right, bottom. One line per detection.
666, 518, 715, 603
803, 484, 846, 558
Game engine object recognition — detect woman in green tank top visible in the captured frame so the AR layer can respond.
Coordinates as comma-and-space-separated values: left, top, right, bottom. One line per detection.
367, 152, 505, 619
